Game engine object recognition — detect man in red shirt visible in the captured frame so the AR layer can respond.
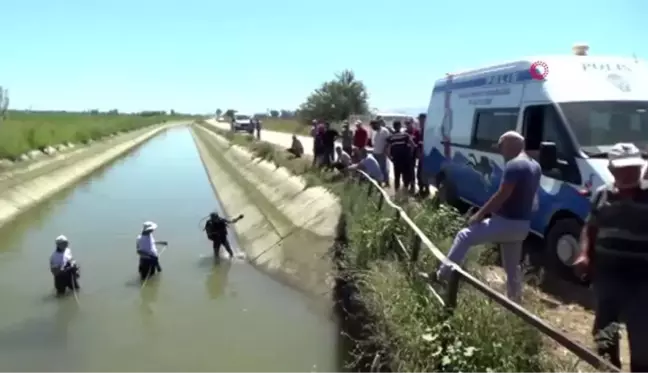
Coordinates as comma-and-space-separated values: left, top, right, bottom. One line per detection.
405, 118, 422, 193
352, 120, 368, 160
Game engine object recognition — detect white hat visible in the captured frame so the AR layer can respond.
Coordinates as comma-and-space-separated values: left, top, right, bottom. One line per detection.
55, 235, 68, 244
608, 143, 646, 168
142, 221, 158, 231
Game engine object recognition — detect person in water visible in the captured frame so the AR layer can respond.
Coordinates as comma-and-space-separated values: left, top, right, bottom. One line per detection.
136, 221, 167, 280
204, 212, 243, 258
49, 235, 80, 296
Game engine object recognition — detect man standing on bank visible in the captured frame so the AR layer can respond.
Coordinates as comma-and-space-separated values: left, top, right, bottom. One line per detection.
574, 143, 648, 372
436, 131, 540, 302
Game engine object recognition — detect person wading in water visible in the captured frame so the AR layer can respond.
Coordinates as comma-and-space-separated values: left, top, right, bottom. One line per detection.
204, 212, 244, 259
49, 235, 81, 296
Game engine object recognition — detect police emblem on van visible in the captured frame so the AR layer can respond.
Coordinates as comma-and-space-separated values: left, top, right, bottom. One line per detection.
607, 73, 631, 92
466, 154, 495, 189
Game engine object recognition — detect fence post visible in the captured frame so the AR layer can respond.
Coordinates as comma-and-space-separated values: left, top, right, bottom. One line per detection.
377, 193, 384, 210
389, 210, 401, 255
410, 234, 422, 263
445, 269, 460, 313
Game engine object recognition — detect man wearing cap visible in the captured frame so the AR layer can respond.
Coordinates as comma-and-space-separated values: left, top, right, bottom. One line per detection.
136, 221, 166, 280
436, 131, 541, 302
49, 235, 80, 296
574, 143, 648, 372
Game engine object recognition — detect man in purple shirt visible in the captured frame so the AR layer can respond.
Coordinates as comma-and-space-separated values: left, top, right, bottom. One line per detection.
436, 131, 541, 302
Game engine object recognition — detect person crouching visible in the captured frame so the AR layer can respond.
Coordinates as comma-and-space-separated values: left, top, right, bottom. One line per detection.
49, 235, 80, 296
136, 221, 165, 281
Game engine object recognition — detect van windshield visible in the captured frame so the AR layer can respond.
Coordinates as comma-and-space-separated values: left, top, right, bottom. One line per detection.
235, 115, 251, 120
560, 101, 648, 152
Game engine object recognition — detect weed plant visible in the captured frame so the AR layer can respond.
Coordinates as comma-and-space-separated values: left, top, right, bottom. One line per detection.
196, 122, 571, 372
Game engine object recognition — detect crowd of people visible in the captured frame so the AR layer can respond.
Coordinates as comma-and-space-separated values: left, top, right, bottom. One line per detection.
288, 117, 648, 371
287, 113, 430, 195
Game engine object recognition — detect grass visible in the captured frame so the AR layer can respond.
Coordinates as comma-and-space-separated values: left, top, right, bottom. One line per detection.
259, 118, 311, 136
0, 111, 194, 160
195, 120, 579, 372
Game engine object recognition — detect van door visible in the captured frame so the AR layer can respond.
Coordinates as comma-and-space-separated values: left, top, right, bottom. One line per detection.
522, 104, 582, 230
462, 108, 518, 205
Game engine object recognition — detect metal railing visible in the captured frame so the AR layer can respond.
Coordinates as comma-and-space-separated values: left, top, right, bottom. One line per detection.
346, 170, 619, 372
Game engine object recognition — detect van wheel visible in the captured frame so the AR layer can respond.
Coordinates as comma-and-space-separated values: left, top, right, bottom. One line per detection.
545, 218, 582, 279
436, 175, 459, 206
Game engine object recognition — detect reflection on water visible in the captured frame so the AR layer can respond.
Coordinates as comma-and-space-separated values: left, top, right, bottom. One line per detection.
205, 257, 233, 300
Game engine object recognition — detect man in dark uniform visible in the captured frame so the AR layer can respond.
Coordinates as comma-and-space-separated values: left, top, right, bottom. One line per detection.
575, 143, 648, 372
385, 121, 416, 191
416, 113, 429, 195
204, 212, 243, 258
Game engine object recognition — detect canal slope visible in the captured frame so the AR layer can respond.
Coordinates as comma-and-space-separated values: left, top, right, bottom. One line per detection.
190, 124, 339, 299
0, 127, 338, 371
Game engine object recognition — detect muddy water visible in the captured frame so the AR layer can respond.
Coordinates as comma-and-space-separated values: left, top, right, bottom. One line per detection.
0, 127, 339, 371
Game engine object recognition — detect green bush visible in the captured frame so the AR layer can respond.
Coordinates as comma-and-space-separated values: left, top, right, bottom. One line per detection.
195, 123, 572, 372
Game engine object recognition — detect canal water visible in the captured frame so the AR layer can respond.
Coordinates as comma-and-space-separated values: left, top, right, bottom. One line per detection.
0, 127, 339, 371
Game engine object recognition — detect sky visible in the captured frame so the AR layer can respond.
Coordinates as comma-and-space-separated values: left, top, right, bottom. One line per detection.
0, 0, 646, 114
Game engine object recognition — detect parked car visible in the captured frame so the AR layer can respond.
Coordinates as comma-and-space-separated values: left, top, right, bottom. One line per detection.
230, 114, 254, 133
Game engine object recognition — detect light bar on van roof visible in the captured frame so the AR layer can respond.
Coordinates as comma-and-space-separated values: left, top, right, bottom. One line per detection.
572, 43, 590, 56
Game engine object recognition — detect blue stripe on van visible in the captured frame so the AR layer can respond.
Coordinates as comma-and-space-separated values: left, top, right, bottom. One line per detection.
433, 68, 536, 92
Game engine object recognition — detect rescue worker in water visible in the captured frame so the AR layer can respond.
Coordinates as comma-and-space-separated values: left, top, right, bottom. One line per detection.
204, 212, 243, 258
49, 235, 80, 296
136, 221, 168, 281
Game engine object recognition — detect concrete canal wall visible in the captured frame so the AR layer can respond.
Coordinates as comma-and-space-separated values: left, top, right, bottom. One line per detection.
190, 124, 340, 297
0, 123, 174, 228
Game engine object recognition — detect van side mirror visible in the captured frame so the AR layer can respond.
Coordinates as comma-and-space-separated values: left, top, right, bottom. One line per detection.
539, 142, 558, 171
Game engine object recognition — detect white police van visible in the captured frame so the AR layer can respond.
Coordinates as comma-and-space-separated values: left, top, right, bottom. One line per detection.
422, 44, 648, 271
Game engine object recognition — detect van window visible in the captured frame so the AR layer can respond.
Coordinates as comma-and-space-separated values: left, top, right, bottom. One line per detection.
559, 101, 648, 149
471, 109, 518, 151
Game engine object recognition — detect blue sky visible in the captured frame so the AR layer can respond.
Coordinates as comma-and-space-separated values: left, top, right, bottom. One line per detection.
0, 0, 645, 114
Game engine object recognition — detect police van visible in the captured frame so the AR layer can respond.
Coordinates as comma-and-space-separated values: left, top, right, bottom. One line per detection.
422, 44, 648, 271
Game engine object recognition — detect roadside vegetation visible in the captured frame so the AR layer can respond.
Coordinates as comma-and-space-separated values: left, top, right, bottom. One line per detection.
0, 110, 193, 160
195, 121, 575, 372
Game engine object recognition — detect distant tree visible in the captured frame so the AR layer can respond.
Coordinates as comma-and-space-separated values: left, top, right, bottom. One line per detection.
108, 109, 119, 115
279, 109, 294, 118
297, 69, 369, 124
215, 108, 223, 117
269, 110, 279, 118
0, 86, 9, 121
170, 109, 176, 116
223, 109, 236, 120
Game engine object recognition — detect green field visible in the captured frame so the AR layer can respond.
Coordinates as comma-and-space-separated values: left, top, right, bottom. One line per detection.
0, 111, 192, 160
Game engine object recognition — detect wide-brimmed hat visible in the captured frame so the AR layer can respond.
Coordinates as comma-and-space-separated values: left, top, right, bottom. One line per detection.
142, 221, 158, 231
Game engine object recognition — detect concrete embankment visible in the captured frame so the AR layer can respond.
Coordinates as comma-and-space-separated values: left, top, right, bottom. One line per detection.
190, 124, 340, 298
0, 123, 174, 228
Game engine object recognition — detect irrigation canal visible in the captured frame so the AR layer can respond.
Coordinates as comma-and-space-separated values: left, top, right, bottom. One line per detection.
0, 126, 339, 371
